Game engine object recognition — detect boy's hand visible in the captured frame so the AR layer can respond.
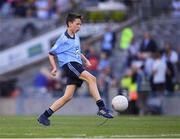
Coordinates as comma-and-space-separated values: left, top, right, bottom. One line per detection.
84, 60, 92, 67
51, 68, 57, 76
81, 54, 92, 67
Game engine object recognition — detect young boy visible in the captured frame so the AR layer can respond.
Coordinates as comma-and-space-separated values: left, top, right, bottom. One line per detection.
38, 13, 113, 126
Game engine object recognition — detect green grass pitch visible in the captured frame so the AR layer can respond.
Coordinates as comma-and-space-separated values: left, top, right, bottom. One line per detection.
0, 116, 180, 138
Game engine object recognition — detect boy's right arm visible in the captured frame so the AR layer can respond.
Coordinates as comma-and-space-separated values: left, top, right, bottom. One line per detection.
48, 54, 57, 76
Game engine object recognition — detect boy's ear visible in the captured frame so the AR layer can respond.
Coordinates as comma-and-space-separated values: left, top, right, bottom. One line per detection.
68, 22, 70, 26
68, 21, 72, 26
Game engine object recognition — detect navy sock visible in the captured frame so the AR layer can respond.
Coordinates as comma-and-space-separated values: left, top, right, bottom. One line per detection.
96, 99, 105, 110
43, 108, 54, 118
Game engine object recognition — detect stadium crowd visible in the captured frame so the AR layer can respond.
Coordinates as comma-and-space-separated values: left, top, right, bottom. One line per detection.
0, 0, 78, 19
119, 30, 180, 115
0, 0, 80, 50
0, 0, 130, 51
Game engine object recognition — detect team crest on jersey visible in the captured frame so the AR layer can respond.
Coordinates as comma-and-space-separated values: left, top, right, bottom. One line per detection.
75, 48, 81, 58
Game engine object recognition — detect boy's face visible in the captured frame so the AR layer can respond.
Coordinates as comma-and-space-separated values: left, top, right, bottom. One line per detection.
69, 18, 81, 33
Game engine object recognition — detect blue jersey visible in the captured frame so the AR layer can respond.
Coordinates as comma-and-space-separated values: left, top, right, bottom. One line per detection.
49, 30, 82, 67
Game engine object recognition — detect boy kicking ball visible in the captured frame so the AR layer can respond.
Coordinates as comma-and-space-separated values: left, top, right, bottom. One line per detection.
38, 13, 113, 126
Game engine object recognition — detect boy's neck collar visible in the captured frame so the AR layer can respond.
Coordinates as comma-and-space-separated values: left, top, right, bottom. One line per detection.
65, 30, 75, 39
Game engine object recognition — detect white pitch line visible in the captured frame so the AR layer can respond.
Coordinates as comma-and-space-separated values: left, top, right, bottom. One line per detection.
0, 133, 180, 138
110, 134, 180, 138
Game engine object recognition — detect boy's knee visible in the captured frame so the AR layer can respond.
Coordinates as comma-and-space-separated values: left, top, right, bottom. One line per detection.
80, 71, 96, 82
91, 75, 96, 82
86, 74, 96, 82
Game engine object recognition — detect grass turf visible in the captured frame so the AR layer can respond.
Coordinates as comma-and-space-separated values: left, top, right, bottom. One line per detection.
0, 116, 180, 138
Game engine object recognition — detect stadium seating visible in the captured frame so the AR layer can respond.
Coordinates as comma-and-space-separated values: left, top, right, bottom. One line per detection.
0, 18, 57, 51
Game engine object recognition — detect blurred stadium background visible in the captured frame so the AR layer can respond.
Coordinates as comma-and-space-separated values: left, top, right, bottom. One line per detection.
0, 0, 180, 117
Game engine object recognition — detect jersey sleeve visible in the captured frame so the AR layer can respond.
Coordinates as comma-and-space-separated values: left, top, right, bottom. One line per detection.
49, 35, 64, 55
49, 34, 75, 55
49, 43, 58, 55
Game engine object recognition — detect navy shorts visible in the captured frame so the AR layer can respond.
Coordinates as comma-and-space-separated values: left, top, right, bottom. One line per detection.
62, 62, 85, 87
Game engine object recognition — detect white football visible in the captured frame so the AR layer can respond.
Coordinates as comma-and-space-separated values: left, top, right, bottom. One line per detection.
112, 95, 128, 112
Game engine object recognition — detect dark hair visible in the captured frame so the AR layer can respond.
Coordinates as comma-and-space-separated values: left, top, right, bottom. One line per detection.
66, 13, 82, 27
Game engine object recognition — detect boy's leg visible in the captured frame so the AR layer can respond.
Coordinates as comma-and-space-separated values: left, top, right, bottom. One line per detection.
38, 85, 76, 126
79, 70, 101, 101
50, 85, 76, 112
79, 70, 113, 118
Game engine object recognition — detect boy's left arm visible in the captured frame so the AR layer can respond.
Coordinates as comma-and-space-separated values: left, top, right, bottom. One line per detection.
48, 54, 58, 76
81, 53, 92, 67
